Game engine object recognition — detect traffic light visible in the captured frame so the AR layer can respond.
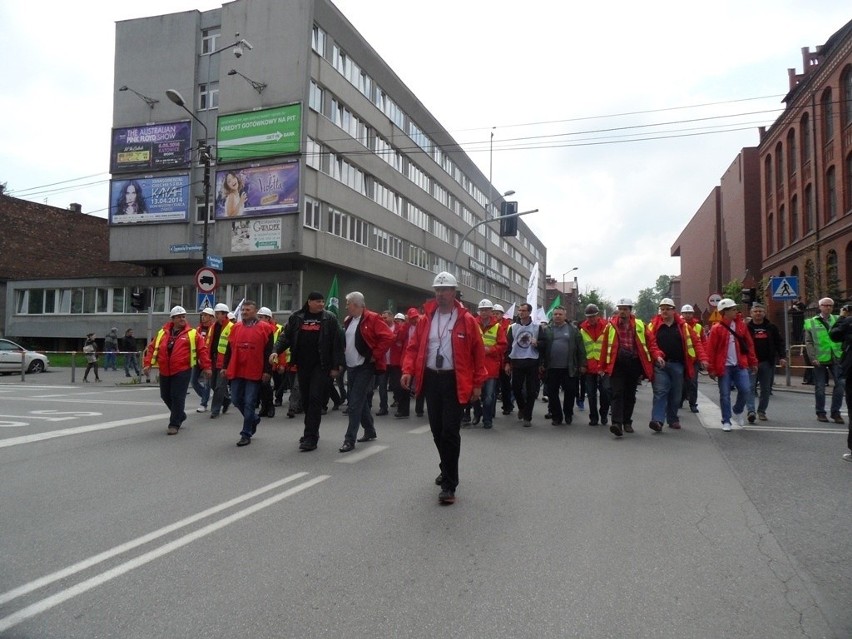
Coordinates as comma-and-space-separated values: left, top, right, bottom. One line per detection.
741, 287, 756, 305
499, 201, 518, 237
130, 289, 148, 311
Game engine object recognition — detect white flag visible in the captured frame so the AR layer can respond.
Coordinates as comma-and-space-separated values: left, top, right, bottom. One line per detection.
526, 262, 539, 310
503, 303, 516, 320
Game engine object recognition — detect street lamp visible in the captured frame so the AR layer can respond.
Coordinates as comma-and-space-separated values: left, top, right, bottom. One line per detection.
118, 85, 159, 109
165, 89, 212, 265
451, 207, 539, 277
227, 69, 267, 94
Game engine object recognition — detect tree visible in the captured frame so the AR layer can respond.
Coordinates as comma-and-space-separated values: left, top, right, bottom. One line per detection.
634, 275, 674, 321
577, 288, 614, 321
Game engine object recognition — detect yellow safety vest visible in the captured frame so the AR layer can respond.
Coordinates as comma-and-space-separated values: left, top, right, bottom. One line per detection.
480, 322, 499, 347
604, 321, 652, 364
151, 328, 197, 367
647, 321, 697, 359
580, 327, 604, 363
217, 322, 233, 355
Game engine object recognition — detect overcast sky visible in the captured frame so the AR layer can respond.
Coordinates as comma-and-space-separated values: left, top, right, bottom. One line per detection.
1, 1, 849, 301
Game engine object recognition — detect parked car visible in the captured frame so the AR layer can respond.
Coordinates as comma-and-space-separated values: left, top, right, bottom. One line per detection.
0, 339, 50, 373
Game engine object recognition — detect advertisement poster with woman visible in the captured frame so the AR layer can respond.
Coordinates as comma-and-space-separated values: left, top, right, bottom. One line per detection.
213, 161, 299, 219
109, 176, 190, 224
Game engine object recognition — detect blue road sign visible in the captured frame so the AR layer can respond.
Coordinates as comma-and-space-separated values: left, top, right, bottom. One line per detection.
770, 276, 799, 301
170, 243, 203, 254
197, 292, 215, 312
206, 255, 224, 271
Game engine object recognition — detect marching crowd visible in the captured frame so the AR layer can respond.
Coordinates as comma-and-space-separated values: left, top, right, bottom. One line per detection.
138, 277, 852, 504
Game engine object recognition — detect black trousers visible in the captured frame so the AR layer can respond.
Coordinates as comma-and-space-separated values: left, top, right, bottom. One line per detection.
387, 365, 407, 415
584, 373, 611, 423
511, 363, 540, 422
546, 369, 577, 423
298, 364, 330, 444
424, 370, 463, 491
609, 357, 642, 425
160, 369, 191, 429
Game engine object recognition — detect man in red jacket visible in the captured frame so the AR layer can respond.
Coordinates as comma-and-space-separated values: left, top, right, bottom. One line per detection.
579, 304, 610, 426
706, 298, 757, 431
143, 305, 212, 435
402, 272, 486, 505
224, 300, 275, 447
387, 312, 409, 418
339, 291, 394, 452
473, 299, 507, 429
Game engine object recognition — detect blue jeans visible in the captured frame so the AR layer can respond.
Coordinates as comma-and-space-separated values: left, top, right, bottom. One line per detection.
124, 352, 140, 376
191, 366, 210, 407
104, 350, 117, 370
344, 363, 376, 443
651, 361, 684, 425
717, 365, 751, 424
230, 377, 261, 439
747, 360, 775, 414
813, 362, 844, 416
479, 378, 497, 426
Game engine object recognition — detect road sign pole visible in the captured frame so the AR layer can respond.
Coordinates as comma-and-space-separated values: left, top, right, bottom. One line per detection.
784, 301, 791, 387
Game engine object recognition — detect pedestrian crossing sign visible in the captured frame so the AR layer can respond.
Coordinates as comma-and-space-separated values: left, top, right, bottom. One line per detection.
770, 276, 798, 301
197, 292, 215, 312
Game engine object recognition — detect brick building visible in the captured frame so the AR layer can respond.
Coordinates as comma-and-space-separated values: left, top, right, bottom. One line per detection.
758, 19, 852, 312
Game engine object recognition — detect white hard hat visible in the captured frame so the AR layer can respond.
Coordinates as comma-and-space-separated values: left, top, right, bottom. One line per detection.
394, 313, 405, 321
227, 312, 235, 320
214, 303, 230, 313
201, 307, 215, 317
432, 271, 458, 288
493, 304, 505, 313
680, 304, 694, 313
478, 298, 493, 309
658, 298, 675, 308
717, 298, 738, 312
616, 298, 634, 307
258, 307, 272, 317
169, 305, 187, 317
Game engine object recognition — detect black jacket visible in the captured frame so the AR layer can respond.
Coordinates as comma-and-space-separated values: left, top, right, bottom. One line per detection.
274, 307, 344, 372
829, 316, 852, 374
746, 319, 784, 364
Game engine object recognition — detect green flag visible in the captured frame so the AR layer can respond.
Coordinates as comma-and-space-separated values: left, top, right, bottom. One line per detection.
326, 275, 340, 319
546, 295, 561, 320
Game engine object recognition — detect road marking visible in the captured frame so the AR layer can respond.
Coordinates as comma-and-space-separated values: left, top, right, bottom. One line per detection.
0, 414, 169, 448
335, 444, 389, 463
0, 473, 311, 607
1, 397, 162, 407
0, 474, 329, 633
408, 425, 431, 434
695, 389, 845, 433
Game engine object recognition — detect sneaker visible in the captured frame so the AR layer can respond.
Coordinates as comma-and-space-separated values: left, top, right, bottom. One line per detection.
722, 422, 732, 432
747, 411, 756, 424
758, 412, 767, 421
196, 405, 208, 413
732, 412, 745, 427
648, 420, 663, 432
843, 452, 852, 462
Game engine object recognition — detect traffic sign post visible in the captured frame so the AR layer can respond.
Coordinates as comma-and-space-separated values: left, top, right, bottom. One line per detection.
197, 293, 215, 312
770, 276, 798, 301
195, 267, 218, 293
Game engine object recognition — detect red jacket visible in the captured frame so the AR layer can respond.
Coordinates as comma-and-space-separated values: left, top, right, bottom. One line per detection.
647, 314, 709, 379
388, 321, 408, 367
403, 298, 487, 403
344, 309, 395, 372
599, 315, 661, 380
706, 316, 758, 376
144, 322, 212, 376
479, 317, 508, 379
226, 320, 274, 381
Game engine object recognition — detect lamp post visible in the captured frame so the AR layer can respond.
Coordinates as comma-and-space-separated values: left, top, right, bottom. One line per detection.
451, 208, 539, 278
165, 89, 212, 266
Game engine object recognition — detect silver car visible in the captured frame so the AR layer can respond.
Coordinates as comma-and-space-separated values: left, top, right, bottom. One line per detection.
0, 339, 50, 374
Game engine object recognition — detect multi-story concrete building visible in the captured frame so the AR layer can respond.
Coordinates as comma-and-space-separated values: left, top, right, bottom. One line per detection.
758, 19, 852, 306
111, 0, 545, 318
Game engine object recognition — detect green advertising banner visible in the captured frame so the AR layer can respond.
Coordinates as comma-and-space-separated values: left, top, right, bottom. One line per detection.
217, 103, 302, 161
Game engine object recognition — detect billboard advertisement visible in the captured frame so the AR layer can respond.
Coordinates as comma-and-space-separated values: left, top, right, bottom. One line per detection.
110, 121, 193, 173
231, 218, 282, 253
214, 162, 299, 219
109, 175, 190, 224
217, 104, 301, 161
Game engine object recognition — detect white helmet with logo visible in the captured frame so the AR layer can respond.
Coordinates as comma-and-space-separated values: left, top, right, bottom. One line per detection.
394, 312, 405, 321
658, 298, 676, 308
258, 307, 272, 317
680, 304, 694, 313
616, 298, 634, 307
493, 303, 505, 313
201, 307, 215, 317
433, 271, 458, 288
214, 303, 230, 313
170, 305, 187, 317
717, 298, 738, 311
478, 298, 493, 309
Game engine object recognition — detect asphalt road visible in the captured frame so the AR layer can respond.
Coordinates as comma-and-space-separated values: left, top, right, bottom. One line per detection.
0, 370, 849, 638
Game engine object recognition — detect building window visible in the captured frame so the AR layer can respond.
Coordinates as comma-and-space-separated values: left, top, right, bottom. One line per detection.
843, 66, 852, 129
199, 82, 219, 111
801, 113, 811, 164
195, 198, 212, 224
767, 213, 774, 255
822, 88, 834, 144
787, 129, 797, 176
306, 137, 322, 171
304, 196, 321, 229
407, 203, 429, 231
774, 142, 783, 189
846, 153, 852, 214
201, 29, 220, 55
764, 155, 772, 199
778, 205, 786, 249
311, 24, 326, 56
309, 81, 324, 113
805, 184, 814, 232
408, 245, 428, 270
790, 196, 799, 242
826, 166, 837, 221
